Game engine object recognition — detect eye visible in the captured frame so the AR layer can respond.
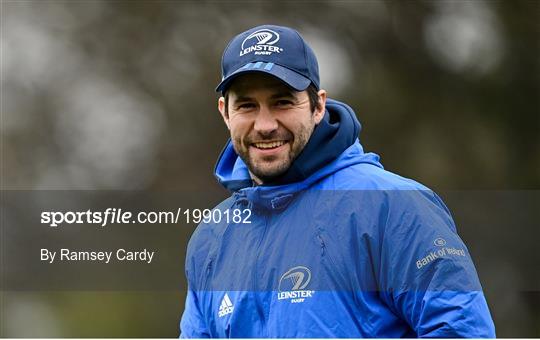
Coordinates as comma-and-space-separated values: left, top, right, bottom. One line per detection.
237, 103, 256, 110
275, 100, 293, 106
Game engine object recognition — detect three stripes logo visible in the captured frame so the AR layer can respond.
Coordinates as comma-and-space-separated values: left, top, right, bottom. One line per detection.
218, 293, 234, 318
239, 29, 283, 56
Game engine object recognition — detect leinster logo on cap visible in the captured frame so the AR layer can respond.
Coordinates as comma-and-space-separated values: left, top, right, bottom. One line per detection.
240, 29, 283, 56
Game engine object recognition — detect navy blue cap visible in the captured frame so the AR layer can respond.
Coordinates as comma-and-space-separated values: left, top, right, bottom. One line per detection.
216, 25, 320, 93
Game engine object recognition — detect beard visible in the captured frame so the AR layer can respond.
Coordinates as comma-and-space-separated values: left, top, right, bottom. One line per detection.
232, 123, 314, 183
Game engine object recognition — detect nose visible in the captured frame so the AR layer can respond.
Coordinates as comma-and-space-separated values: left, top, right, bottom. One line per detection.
253, 106, 278, 136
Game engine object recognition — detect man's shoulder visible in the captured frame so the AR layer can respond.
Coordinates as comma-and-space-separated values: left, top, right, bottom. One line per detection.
320, 160, 430, 191
185, 196, 236, 259
184, 196, 239, 285
324, 162, 450, 216
188, 196, 236, 242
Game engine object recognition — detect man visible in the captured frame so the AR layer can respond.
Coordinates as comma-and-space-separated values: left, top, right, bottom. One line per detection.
180, 24, 495, 338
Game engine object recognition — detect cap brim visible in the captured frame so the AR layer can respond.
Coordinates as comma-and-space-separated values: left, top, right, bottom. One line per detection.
215, 62, 311, 93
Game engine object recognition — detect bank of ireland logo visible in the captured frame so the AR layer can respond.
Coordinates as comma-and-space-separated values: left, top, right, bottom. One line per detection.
240, 29, 283, 56
277, 266, 315, 303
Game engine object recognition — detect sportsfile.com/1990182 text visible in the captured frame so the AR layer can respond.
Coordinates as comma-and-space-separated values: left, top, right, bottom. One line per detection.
40, 208, 252, 227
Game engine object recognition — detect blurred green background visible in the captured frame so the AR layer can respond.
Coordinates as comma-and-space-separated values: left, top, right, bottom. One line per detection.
1, 0, 538, 337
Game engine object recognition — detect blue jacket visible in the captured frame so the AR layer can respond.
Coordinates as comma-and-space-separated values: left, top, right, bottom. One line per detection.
180, 99, 495, 338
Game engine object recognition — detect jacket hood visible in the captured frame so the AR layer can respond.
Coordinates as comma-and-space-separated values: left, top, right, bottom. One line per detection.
214, 98, 383, 209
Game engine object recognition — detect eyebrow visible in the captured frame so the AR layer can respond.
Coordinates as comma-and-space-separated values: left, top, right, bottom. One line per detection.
231, 91, 296, 103
231, 95, 254, 103
270, 91, 295, 100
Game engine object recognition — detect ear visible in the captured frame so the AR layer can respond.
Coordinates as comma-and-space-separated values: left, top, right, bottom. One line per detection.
313, 89, 327, 124
218, 96, 230, 130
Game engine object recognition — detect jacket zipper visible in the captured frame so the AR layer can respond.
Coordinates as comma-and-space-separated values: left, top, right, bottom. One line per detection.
252, 210, 269, 336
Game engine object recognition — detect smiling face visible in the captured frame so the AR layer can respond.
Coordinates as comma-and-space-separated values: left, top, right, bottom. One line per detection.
218, 73, 326, 184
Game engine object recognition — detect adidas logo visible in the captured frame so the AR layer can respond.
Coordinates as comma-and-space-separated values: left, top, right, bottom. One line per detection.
218, 293, 234, 318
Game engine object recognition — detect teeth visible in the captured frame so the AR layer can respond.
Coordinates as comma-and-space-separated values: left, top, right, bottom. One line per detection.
254, 141, 286, 149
